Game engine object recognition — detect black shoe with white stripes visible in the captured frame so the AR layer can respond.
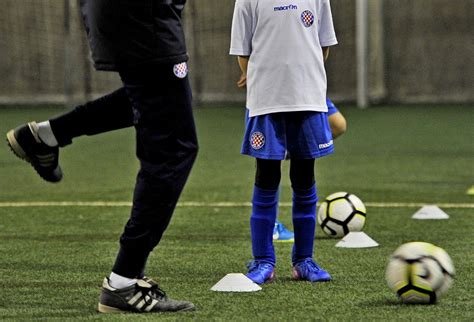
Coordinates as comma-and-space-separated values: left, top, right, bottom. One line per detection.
98, 277, 196, 313
6, 121, 62, 183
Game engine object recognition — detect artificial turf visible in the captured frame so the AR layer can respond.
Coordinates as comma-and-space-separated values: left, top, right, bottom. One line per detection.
0, 104, 472, 320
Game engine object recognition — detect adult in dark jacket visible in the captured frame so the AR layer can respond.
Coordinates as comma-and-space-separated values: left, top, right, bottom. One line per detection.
6, 0, 198, 313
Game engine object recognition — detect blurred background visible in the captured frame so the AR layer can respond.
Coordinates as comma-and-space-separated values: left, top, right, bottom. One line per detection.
0, 0, 473, 107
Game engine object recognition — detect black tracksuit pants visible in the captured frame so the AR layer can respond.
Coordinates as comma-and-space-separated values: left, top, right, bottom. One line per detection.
49, 64, 198, 278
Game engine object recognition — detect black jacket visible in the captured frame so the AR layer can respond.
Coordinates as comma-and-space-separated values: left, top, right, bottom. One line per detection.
80, 0, 188, 71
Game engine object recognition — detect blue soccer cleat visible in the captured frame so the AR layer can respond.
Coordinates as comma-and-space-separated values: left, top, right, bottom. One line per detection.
273, 220, 294, 242
292, 258, 332, 282
246, 260, 275, 284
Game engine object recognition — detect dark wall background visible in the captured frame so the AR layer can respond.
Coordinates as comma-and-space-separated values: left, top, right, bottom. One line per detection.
0, 0, 472, 105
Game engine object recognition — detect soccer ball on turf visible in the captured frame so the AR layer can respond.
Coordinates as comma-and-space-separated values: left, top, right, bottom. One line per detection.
385, 242, 455, 304
317, 192, 366, 237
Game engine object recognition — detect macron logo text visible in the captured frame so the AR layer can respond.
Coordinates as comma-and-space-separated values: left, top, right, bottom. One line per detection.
319, 140, 334, 149
274, 4, 298, 11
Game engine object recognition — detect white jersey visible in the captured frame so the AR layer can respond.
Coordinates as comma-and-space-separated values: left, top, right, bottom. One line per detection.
230, 0, 338, 117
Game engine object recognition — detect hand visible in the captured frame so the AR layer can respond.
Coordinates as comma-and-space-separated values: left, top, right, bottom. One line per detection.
237, 73, 247, 88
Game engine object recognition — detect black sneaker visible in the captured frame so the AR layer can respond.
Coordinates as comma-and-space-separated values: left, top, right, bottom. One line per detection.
6, 121, 62, 183
98, 277, 196, 313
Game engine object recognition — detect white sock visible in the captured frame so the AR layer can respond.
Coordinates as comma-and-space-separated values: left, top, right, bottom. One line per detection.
109, 272, 137, 289
36, 121, 58, 147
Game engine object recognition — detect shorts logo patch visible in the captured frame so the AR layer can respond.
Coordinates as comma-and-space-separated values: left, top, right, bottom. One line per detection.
301, 10, 314, 28
319, 139, 334, 149
250, 132, 265, 150
173, 62, 188, 78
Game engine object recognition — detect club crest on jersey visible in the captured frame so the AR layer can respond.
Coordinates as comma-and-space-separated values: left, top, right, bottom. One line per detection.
173, 62, 188, 78
250, 132, 265, 150
301, 10, 314, 28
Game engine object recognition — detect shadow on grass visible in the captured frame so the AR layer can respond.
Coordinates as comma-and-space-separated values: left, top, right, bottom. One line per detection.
315, 236, 339, 240
361, 298, 402, 307
272, 276, 335, 284
359, 297, 436, 308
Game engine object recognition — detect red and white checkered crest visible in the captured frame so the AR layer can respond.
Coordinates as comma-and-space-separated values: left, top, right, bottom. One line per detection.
250, 132, 265, 150
301, 10, 314, 28
173, 62, 188, 79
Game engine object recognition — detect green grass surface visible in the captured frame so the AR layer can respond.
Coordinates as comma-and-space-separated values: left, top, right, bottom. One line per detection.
0, 104, 473, 320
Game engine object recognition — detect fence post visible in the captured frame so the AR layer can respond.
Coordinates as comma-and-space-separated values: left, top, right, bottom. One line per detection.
369, 0, 386, 103
356, 0, 369, 108
63, 0, 74, 107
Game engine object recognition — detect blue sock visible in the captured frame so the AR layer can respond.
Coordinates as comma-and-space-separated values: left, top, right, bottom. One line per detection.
292, 185, 318, 264
250, 186, 278, 265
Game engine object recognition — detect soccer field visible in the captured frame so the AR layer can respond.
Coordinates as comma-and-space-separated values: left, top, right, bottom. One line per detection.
0, 105, 473, 320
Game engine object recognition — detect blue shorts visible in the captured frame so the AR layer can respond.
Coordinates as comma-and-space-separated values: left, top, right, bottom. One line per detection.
241, 110, 334, 160
326, 98, 339, 116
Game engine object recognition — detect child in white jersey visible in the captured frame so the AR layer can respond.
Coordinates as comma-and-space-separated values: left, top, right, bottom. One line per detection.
230, 0, 338, 284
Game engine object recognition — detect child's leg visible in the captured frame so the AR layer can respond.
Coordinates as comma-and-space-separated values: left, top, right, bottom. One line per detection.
289, 158, 317, 264
250, 158, 281, 265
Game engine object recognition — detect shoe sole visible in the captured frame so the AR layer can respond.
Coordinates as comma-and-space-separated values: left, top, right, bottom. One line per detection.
292, 276, 331, 282
292, 269, 331, 282
97, 303, 196, 314
6, 129, 29, 161
98, 303, 125, 314
266, 272, 275, 283
293, 277, 331, 282
273, 238, 294, 243
247, 271, 275, 285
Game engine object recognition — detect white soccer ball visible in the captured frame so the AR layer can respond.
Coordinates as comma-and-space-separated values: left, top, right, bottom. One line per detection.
385, 242, 455, 304
317, 192, 366, 238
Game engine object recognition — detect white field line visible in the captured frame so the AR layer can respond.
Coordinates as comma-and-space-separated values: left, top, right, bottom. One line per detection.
0, 201, 473, 209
